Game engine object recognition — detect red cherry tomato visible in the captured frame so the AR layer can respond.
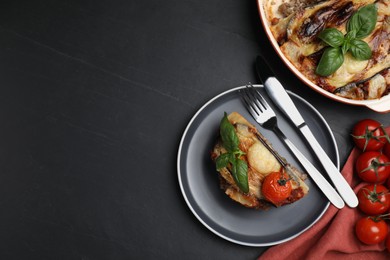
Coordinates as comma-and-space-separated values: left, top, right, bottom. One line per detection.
352, 119, 387, 151
355, 151, 390, 183
355, 217, 388, 245
262, 172, 292, 206
357, 184, 390, 215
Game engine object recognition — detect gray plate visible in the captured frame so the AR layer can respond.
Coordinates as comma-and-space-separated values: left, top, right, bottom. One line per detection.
177, 85, 339, 246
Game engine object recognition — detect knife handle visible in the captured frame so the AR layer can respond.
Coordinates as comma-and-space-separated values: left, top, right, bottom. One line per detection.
300, 125, 358, 208
273, 126, 345, 209
264, 77, 305, 126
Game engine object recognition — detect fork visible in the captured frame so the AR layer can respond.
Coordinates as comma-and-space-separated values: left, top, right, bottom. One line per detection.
241, 84, 345, 209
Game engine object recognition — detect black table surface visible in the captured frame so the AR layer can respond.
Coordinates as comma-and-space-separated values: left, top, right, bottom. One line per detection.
1, 0, 389, 259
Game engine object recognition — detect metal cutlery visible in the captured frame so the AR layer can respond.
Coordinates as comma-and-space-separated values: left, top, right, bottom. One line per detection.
241, 85, 345, 209
256, 55, 358, 208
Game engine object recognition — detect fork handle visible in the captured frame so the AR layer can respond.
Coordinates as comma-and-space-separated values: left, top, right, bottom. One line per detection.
273, 126, 345, 209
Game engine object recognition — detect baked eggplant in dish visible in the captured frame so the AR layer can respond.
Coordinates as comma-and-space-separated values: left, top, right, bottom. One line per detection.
263, 0, 389, 100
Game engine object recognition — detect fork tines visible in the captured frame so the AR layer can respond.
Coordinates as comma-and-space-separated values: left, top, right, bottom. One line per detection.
241, 84, 275, 120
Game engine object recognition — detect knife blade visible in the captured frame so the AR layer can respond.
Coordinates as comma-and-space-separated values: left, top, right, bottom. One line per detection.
256, 55, 358, 208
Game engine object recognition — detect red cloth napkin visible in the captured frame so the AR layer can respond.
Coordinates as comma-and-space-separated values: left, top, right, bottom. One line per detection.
259, 127, 390, 260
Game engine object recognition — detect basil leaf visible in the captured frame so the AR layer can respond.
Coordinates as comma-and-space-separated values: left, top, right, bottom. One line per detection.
341, 42, 350, 56
231, 158, 249, 193
350, 39, 372, 60
228, 152, 237, 164
347, 4, 377, 39
318, 28, 344, 47
341, 30, 356, 55
216, 153, 231, 170
346, 29, 356, 39
315, 47, 344, 77
220, 112, 239, 152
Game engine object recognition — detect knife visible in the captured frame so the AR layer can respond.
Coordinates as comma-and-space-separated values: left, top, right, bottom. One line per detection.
256, 55, 358, 208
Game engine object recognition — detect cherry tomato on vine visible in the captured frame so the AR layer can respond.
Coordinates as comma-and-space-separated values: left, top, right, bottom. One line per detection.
357, 184, 390, 215
355, 217, 388, 245
355, 151, 390, 183
352, 119, 387, 151
262, 171, 292, 206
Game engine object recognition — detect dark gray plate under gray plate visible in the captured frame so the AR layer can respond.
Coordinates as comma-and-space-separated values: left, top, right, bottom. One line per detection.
177, 85, 339, 246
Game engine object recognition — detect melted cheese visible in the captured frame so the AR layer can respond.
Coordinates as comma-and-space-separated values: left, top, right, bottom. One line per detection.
247, 142, 281, 174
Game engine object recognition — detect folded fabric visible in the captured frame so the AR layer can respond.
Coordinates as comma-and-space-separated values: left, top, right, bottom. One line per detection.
258, 127, 390, 260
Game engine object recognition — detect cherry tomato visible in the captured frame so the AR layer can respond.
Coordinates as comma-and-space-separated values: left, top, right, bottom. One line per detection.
355, 217, 388, 245
357, 184, 390, 215
352, 119, 387, 151
262, 172, 292, 205
355, 151, 390, 183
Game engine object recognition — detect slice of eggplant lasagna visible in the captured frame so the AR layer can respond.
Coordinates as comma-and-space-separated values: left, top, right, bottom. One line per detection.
211, 112, 309, 209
